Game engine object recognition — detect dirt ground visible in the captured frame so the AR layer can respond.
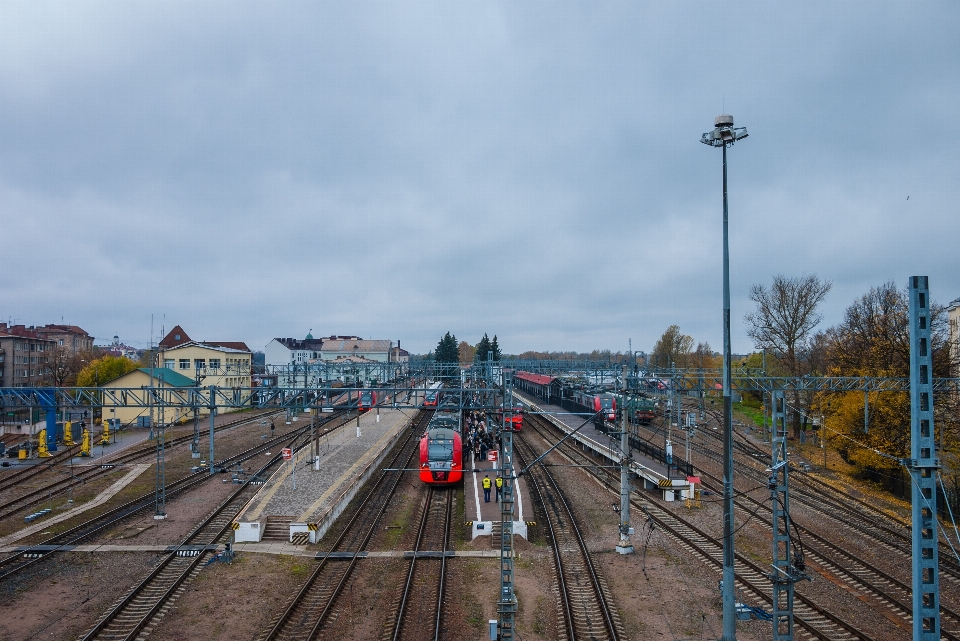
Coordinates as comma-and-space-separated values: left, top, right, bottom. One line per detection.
0, 552, 158, 641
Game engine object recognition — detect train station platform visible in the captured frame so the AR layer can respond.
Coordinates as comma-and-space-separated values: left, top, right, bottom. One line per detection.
513, 391, 697, 502
233, 407, 414, 544
464, 448, 529, 541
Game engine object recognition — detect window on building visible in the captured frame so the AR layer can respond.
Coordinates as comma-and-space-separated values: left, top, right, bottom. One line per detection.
164, 360, 175, 369
179, 359, 190, 369
59, 339, 64, 346
195, 359, 205, 369
209, 359, 220, 369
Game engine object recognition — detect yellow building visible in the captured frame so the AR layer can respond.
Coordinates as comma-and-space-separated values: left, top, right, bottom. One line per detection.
102, 367, 197, 427
158, 342, 252, 391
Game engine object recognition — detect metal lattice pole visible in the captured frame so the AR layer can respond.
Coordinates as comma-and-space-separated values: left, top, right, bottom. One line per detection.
617, 366, 634, 554
909, 276, 940, 640
770, 390, 796, 640
498, 373, 517, 639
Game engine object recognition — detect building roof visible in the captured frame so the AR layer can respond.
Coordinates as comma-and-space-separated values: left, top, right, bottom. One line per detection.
321, 339, 393, 353
105, 367, 196, 387
205, 341, 252, 352
159, 325, 191, 348
159, 327, 250, 352
35, 324, 91, 337
162, 341, 251, 354
273, 337, 327, 351
515, 371, 555, 386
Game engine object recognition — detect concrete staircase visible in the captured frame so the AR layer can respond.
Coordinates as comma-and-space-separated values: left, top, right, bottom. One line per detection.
262, 516, 294, 542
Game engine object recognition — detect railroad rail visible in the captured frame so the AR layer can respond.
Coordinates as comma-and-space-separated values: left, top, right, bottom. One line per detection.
0, 409, 282, 523
0, 444, 82, 493
0, 410, 350, 582
257, 410, 428, 641
75, 430, 308, 641
516, 422, 624, 641
386, 485, 453, 641
524, 410, 876, 641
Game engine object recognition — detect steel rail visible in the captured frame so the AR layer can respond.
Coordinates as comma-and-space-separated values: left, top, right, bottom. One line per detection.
0, 413, 341, 581
259, 410, 428, 641
0, 409, 283, 522
515, 425, 620, 641
524, 410, 877, 641
390, 485, 454, 641
78, 433, 306, 641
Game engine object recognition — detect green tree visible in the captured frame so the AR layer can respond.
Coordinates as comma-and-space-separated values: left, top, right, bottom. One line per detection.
490, 335, 502, 361
475, 334, 491, 362
77, 355, 139, 387
434, 332, 459, 364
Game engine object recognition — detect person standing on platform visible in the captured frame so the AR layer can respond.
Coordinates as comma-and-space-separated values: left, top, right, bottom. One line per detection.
495, 476, 503, 502
482, 475, 492, 502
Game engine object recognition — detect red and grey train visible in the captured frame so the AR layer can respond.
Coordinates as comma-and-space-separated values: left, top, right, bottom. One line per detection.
419, 407, 463, 485
572, 390, 617, 422
358, 390, 378, 413
422, 381, 443, 408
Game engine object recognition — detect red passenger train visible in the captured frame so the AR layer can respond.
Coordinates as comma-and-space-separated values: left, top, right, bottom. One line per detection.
419, 408, 463, 485
572, 390, 617, 422
499, 405, 523, 431
358, 390, 378, 413
422, 381, 443, 408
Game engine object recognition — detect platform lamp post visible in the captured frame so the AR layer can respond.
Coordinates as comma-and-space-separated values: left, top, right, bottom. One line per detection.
701, 113, 748, 641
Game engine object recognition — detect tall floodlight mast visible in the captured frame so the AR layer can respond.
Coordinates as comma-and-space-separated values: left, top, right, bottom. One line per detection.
701, 113, 748, 641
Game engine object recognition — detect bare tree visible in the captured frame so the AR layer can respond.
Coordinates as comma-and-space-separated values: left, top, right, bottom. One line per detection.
745, 274, 832, 436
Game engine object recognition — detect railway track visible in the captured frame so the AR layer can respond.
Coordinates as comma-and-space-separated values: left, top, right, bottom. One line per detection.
695, 464, 960, 639
75, 430, 308, 641
523, 409, 877, 641
515, 425, 624, 641
0, 410, 351, 582
0, 409, 283, 523
659, 400, 960, 616
0, 444, 82, 493
384, 485, 453, 641
257, 410, 428, 641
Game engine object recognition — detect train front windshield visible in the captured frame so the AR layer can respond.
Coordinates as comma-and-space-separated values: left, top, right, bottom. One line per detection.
361, 392, 372, 404
426, 392, 437, 403
428, 439, 453, 461
601, 398, 613, 411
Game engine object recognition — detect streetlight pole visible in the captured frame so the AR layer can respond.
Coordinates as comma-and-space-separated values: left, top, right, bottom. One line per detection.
702, 114, 748, 641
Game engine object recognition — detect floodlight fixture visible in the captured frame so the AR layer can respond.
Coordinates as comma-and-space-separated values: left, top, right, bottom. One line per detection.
701, 114, 748, 148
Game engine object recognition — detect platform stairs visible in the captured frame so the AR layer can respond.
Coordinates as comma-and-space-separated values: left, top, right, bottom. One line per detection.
489, 521, 502, 548
262, 516, 294, 542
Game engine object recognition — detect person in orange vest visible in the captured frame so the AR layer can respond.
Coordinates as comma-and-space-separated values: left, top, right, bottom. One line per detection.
495, 476, 503, 502
482, 475, 492, 502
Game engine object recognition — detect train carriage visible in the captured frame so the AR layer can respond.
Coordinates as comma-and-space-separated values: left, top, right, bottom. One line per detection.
358, 390, 378, 413
419, 407, 463, 485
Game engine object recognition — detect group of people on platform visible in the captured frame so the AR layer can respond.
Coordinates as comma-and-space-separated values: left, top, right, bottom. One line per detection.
464, 410, 497, 462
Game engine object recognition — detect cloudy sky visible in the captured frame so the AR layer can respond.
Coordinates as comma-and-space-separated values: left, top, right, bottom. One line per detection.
1, 2, 957, 356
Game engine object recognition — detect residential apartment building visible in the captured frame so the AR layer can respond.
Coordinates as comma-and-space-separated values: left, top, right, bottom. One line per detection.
0, 325, 56, 387
265, 334, 400, 367
33, 324, 94, 353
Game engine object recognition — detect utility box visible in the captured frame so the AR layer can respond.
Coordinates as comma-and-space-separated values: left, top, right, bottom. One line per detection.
488, 620, 498, 640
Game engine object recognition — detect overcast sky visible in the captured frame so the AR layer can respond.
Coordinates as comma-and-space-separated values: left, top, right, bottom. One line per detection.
1, 2, 957, 356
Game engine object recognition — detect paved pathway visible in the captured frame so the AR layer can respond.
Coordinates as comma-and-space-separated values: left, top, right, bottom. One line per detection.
0, 463, 152, 546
